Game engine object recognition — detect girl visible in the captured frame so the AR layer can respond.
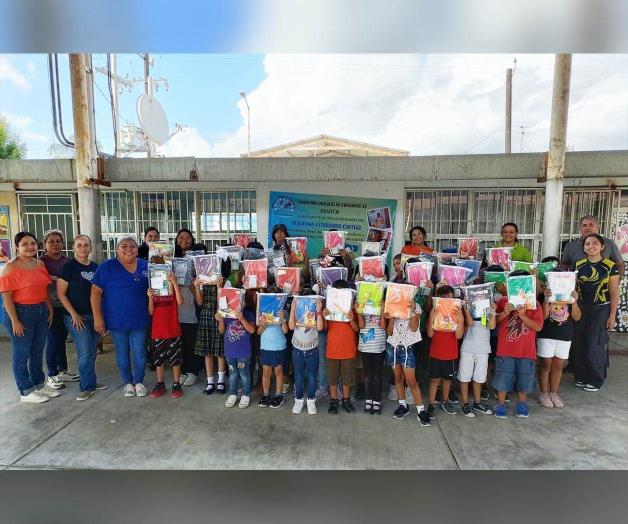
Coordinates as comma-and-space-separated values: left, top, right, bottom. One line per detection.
57, 234, 106, 401
216, 293, 256, 409
538, 281, 581, 408
288, 290, 324, 415
0, 232, 56, 403
148, 272, 185, 398
40, 229, 76, 389
572, 233, 620, 392
401, 226, 434, 257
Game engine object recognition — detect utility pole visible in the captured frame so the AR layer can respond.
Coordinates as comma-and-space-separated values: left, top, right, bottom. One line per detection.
69, 53, 102, 261
542, 54, 572, 259
110, 54, 120, 157
505, 67, 512, 154
240, 92, 251, 157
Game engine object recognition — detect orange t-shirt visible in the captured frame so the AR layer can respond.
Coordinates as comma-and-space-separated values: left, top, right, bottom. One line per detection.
326, 320, 357, 360
401, 244, 434, 257
0, 265, 52, 304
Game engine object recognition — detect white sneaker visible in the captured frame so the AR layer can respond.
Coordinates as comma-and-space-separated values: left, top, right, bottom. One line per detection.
292, 398, 305, 414
406, 387, 416, 404
238, 396, 250, 409
388, 385, 398, 401
225, 395, 238, 408
20, 391, 49, 403
59, 370, 80, 382
182, 373, 199, 386
76, 390, 95, 401
306, 398, 317, 415
37, 385, 61, 398
123, 384, 136, 397
135, 383, 148, 397
46, 375, 65, 389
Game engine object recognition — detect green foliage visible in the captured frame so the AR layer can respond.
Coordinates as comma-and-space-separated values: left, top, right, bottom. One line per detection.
0, 118, 27, 159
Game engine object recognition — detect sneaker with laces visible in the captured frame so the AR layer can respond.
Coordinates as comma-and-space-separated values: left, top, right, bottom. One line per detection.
258, 394, 271, 407
515, 401, 530, 418
77, 390, 95, 401
583, 384, 600, 392
388, 385, 398, 401
549, 393, 565, 408
341, 398, 356, 413
171, 383, 183, 399
427, 404, 436, 420
328, 399, 339, 415
123, 384, 136, 397
95, 383, 108, 390
150, 382, 167, 399
37, 385, 61, 398
270, 395, 284, 409
494, 404, 507, 419
440, 401, 457, 415
239, 396, 250, 409
472, 401, 493, 415
135, 383, 148, 397
393, 404, 410, 419
461, 403, 475, 417
182, 373, 199, 386
20, 391, 49, 403
417, 410, 431, 427
314, 387, 328, 400
292, 398, 305, 414
448, 390, 459, 404
306, 398, 317, 415
46, 375, 65, 390
282, 382, 290, 395
574, 380, 586, 388
225, 394, 238, 408
539, 392, 553, 408
59, 370, 80, 382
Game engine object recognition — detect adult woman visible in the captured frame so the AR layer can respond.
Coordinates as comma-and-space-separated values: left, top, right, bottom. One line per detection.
174, 228, 204, 387
572, 234, 620, 392
496, 223, 532, 263
138, 226, 160, 260
401, 226, 434, 257
91, 235, 150, 397
57, 235, 106, 401
0, 232, 57, 403
41, 230, 77, 389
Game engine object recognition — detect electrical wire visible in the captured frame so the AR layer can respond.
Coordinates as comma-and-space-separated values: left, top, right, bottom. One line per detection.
47, 53, 74, 148
107, 54, 119, 157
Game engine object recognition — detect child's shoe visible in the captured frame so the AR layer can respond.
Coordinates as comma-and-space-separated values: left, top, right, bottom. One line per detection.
427, 404, 436, 420
292, 398, 304, 414
149, 382, 166, 399
472, 401, 492, 415
371, 401, 381, 415
135, 383, 148, 397
328, 399, 339, 415
203, 382, 215, 395
516, 401, 530, 418
171, 383, 183, 399
225, 394, 238, 408
393, 404, 410, 419
306, 398, 317, 415
341, 398, 356, 413
440, 401, 457, 415
417, 409, 431, 427
494, 404, 507, 419
258, 394, 271, 407
270, 395, 284, 409
539, 392, 553, 408
461, 403, 475, 417
549, 393, 565, 408
216, 382, 226, 395
448, 390, 459, 404
238, 396, 250, 409
364, 400, 373, 414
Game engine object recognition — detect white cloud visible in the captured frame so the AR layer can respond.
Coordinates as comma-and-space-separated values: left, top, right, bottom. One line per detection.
157, 126, 212, 157
1, 111, 48, 143
0, 55, 32, 91
202, 54, 628, 158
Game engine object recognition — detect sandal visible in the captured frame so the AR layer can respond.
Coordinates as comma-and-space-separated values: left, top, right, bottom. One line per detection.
203, 383, 215, 395
371, 403, 381, 415
216, 382, 226, 395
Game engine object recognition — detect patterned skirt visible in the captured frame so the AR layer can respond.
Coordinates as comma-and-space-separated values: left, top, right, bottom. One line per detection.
150, 337, 183, 367
194, 307, 224, 357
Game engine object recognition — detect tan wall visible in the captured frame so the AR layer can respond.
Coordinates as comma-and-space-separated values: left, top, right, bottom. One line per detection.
0, 191, 19, 251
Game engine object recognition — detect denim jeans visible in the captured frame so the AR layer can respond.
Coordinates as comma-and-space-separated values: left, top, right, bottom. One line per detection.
46, 307, 68, 376
4, 303, 49, 395
292, 347, 319, 400
317, 331, 328, 390
110, 329, 147, 385
227, 356, 251, 396
63, 314, 100, 392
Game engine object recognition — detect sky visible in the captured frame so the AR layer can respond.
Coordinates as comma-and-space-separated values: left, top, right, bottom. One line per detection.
1, 53, 627, 159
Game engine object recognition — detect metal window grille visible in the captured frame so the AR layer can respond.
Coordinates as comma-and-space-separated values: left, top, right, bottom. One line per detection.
100, 191, 137, 259
136, 191, 196, 243
199, 190, 257, 251
17, 193, 77, 257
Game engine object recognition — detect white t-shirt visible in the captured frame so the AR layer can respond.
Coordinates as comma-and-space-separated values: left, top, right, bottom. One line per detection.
460, 320, 491, 354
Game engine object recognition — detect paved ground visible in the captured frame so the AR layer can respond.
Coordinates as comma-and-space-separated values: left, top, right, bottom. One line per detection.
1, 335, 627, 470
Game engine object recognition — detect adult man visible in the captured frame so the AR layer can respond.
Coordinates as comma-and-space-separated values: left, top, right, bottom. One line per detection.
561, 215, 625, 277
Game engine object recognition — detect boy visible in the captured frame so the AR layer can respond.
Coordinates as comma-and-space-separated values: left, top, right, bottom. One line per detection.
493, 270, 544, 418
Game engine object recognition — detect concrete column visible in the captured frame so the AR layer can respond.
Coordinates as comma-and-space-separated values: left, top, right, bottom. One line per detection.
542, 54, 572, 259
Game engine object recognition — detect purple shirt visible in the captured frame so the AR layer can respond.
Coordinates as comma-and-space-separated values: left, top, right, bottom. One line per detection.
224, 309, 255, 359
40, 254, 70, 307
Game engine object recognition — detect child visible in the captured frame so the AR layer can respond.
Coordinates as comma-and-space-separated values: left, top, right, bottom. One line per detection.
538, 279, 581, 408
148, 272, 185, 399
391, 254, 405, 283
385, 291, 431, 427
257, 287, 289, 408
216, 295, 256, 409
493, 270, 544, 418
355, 301, 387, 415
459, 294, 496, 416
426, 285, 465, 419
322, 280, 359, 415
288, 290, 324, 415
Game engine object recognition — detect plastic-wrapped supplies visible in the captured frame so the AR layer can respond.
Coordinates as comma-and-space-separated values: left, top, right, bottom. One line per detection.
218, 288, 245, 319
256, 293, 288, 324
360, 241, 380, 256
462, 283, 494, 320
358, 255, 386, 280
508, 260, 535, 274
294, 295, 321, 328
319, 266, 348, 287
356, 281, 385, 316
383, 283, 416, 320
172, 257, 194, 286
232, 233, 251, 248
432, 297, 463, 332
286, 237, 308, 264
275, 267, 301, 294
324, 231, 346, 255
242, 258, 269, 289
149, 263, 173, 296
405, 261, 433, 287
454, 259, 481, 283
486, 247, 512, 266
217, 245, 243, 272
438, 264, 473, 287
536, 261, 558, 283
457, 238, 478, 259
324, 287, 354, 322
506, 274, 537, 309
148, 242, 174, 264
546, 271, 577, 303
484, 271, 508, 285
192, 254, 221, 284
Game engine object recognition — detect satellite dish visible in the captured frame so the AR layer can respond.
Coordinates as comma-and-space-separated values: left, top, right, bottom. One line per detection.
136, 93, 169, 146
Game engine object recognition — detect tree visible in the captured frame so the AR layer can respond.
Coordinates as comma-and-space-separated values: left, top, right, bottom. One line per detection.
0, 118, 27, 159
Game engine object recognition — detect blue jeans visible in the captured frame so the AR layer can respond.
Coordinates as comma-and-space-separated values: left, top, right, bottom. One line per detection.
292, 348, 319, 400
317, 331, 328, 389
227, 356, 251, 396
63, 314, 100, 392
110, 329, 147, 385
46, 307, 68, 376
492, 356, 536, 394
4, 303, 49, 395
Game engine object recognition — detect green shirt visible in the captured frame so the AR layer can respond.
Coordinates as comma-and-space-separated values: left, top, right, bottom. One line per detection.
495, 242, 532, 263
